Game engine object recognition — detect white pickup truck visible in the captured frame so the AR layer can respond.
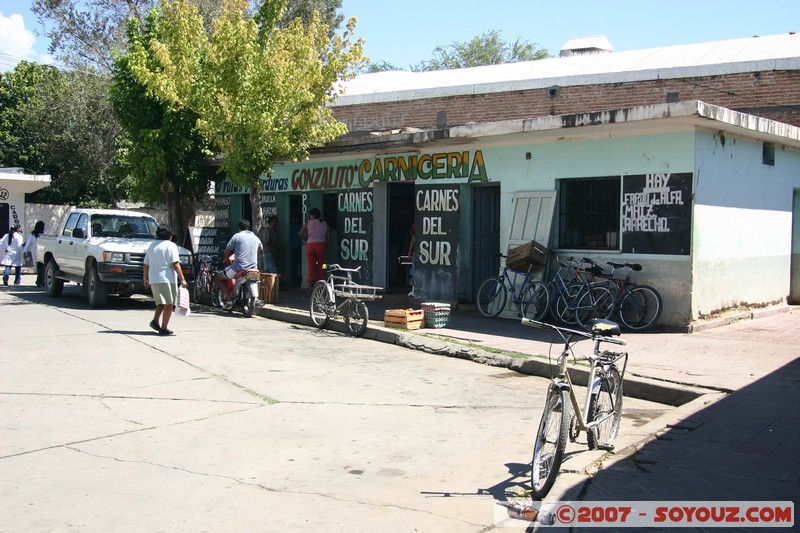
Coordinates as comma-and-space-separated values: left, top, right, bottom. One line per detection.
38, 208, 193, 307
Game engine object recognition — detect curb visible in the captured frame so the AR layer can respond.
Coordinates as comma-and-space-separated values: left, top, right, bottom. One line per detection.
256, 303, 711, 407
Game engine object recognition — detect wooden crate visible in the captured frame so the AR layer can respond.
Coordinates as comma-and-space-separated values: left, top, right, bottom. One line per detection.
384, 309, 424, 330
259, 273, 279, 303
506, 240, 551, 271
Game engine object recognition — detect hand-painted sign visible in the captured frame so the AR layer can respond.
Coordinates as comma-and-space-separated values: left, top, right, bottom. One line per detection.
622, 173, 692, 255
413, 185, 460, 301
337, 189, 374, 284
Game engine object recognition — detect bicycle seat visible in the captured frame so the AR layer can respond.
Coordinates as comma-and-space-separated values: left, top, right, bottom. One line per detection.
586, 318, 621, 337
607, 261, 642, 271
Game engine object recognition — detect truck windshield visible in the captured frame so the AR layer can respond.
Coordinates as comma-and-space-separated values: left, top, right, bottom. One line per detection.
90, 215, 158, 239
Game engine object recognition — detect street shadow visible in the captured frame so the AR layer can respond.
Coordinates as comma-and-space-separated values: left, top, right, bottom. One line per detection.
476, 357, 800, 531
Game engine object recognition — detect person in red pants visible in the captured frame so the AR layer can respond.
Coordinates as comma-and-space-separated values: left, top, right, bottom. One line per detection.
298, 208, 329, 288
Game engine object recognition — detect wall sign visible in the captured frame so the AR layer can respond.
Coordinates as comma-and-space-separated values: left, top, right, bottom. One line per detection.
215, 195, 231, 229
260, 191, 278, 228
337, 189, 374, 284
413, 185, 460, 300
188, 226, 232, 264
622, 173, 692, 255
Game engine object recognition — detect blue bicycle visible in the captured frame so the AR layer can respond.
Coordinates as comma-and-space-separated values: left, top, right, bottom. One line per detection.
476, 254, 549, 320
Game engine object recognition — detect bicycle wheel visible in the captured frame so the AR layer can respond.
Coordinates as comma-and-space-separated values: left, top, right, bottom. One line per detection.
210, 282, 223, 309
193, 270, 208, 303
619, 285, 663, 331
574, 285, 616, 328
530, 387, 570, 499
552, 284, 581, 324
345, 299, 369, 337
521, 281, 549, 321
476, 277, 507, 318
587, 366, 623, 450
309, 281, 332, 328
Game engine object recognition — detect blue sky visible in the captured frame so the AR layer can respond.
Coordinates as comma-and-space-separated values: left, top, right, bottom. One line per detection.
1, 0, 799, 71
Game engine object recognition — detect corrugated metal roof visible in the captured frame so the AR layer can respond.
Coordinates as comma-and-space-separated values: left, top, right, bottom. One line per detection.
334, 33, 800, 106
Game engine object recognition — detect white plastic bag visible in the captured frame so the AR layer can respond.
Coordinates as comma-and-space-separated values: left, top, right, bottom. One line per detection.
177, 286, 191, 316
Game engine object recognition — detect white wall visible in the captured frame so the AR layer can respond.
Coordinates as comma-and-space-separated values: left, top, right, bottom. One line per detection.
691, 132, 800, 317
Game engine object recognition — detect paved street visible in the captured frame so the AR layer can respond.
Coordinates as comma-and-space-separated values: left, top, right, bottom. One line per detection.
0, 280, 668, 533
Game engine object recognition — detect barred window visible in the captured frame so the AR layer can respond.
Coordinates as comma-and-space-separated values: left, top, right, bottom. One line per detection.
557, 176, 620, 250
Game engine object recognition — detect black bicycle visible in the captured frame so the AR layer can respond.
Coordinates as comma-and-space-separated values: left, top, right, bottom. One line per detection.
193, 255, 221, 305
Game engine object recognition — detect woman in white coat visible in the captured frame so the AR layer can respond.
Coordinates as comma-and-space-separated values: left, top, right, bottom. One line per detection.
1, 224, 25, 286
23, 220, 45, 286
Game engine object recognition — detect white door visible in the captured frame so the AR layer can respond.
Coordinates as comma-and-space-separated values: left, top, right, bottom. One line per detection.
498, 191, 556, 318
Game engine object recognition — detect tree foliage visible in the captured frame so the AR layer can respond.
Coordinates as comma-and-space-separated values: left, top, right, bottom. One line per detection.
126, 0, 364, 230
33, 0, 344, 72
111, 12, 214, 241
0, 61, 53, 171
0, 61, 126, 206
413, 29, 549, 71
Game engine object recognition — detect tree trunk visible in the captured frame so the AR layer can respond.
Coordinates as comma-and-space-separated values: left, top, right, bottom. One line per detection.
165, 188, 185, 247
249, 179, 263, 237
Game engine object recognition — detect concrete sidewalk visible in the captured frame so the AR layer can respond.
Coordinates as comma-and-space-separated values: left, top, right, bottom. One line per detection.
262, 286, 800, 525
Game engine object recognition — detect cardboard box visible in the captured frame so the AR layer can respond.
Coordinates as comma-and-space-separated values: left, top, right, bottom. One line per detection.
384, 309, 424, 330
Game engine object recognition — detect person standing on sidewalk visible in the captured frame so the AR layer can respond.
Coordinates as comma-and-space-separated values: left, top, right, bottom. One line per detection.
263, 216, 283, 274
143, 224, 187, 336
299, 208, 329, 287
23, 220, 45, 287
1, 224, 24, 286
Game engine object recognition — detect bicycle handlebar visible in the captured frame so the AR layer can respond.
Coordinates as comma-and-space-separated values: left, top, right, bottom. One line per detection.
322, 263, 361, 273
521, 317, 628, 345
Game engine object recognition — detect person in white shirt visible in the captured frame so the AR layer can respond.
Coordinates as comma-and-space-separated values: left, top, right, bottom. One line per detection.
23, 220, 45, 287
1, 224, 24, 286
143, 224, 187, 336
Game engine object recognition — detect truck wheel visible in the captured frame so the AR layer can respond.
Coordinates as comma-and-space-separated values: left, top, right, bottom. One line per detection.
87, 265, 108, 308
45, 259, 64, 297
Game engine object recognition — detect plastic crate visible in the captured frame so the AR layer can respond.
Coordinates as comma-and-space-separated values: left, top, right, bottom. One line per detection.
506, 240, 551, 271
384, 309, 424, 330
422, 302, 451, 328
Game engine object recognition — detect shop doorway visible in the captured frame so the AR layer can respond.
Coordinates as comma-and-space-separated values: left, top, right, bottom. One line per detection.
471, 185, 501, 297
323, 193, 339, 265
387, 183, 415, 293
288, 195, 304, 287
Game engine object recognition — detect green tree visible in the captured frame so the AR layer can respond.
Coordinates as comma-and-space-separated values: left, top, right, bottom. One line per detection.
33, 0, 344, 72
414, 29, 549, 71
111, 11, 214, 242
0, 61, 54, 171
127, 0, 364, 231
365, 60, 400, 73
0, 61, 125, 206
24, 68, 128, 206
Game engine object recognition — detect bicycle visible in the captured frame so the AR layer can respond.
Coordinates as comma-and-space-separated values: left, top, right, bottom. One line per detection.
521, 317, 628, 499
476, 254, 549, 320
309, 264, 383, 337
193, 255, 222, 305
583, 258, 663, 331
545, 257, 616, 328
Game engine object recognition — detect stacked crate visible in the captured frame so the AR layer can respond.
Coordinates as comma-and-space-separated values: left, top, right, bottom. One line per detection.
422, 302, 451, 328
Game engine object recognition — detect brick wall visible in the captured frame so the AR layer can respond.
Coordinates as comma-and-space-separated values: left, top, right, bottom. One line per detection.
332, 70, 800, 132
